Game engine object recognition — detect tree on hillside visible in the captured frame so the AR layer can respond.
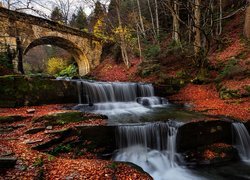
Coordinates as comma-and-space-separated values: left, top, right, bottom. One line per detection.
48, 0, 82, 24
114, 0, 130, 68
51, 6, 64, 22
69, 7, 88, 30
88, 1, 106, 32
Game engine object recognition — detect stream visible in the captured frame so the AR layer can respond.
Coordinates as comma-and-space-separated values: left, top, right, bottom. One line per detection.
73, 79, 250, 180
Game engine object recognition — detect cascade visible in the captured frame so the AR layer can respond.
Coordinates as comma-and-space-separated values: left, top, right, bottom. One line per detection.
77, 80, 155, 103
74, 80, 168, 124
114, 121, 202, 180
72, 80, 250, 179
232, 122, 250, 161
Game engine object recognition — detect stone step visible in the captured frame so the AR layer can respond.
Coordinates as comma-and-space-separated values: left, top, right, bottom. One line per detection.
0, 157, 17, 168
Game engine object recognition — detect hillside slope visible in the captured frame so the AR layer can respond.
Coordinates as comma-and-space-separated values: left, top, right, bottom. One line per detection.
90, 11, 250, 121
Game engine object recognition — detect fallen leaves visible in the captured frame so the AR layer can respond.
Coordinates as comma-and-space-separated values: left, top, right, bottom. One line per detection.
0, 104, 151, 179
170, 83, 250, 121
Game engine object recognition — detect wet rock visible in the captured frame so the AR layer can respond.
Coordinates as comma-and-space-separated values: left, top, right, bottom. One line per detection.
244, 120, 250, 134
0, 124, 27, 134
0, 127, 14, 134
0, 75, 78, 108
0, 157, 17, 168
26, 109, 36, 114
32, 128, 75, 150
76, 125, 116, 155
15, 164, 28, 171
16, 124, 26, 128
0, 115, 27, 123
24, 139, 43, 144
25, 127, 45, 134
46, 126, 53, 130
177, 120, 232, 152
45, 128, 69, 135
1, 151, 13, 157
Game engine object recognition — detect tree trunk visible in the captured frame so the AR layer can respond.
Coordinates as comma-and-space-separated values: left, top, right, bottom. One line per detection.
136, 24, 142, 62
147, 0, 157, 41
16, 37, 24, 74
154, 0, 159, 37
173, 0, 180, 42
193, 0, 201, 56
244, 5, 250, 38
115, 0, 130, 68
216, 0, 223, 35
136, 0, 146, 37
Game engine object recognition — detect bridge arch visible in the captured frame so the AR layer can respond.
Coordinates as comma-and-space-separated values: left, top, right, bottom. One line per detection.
24, 36, 90, 75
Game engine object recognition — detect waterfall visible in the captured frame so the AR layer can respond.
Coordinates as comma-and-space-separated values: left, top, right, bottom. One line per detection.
78, 80, 154, 103
113, 121, 202, 180
73, 80, 168, 124
76, 81, 82, 104
232, 122, 250, 161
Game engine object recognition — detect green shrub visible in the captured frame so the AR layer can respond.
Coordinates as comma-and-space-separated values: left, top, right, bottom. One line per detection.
50, 144, 72, 155
57, 64, 78, 77
143, 44, 161, 59
0, 52, 13, 69
46, 57, 68, 75
216, 58, 241, 81
139, 63, 161, 77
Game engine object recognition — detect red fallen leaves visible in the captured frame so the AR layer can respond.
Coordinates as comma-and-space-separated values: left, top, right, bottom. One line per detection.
0, 104, 64, 117
202, 143, 232, 160
45, 158, 152, 180
170, 83, 250, 121
0, 104, 152, 179
90, 58, 156, 83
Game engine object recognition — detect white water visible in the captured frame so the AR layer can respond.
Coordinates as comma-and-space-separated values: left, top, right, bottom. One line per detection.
232, 123, 250, 162
114, 122, 206, 180
77, 80, 155, 103
74, 80, 168, 124
73, 80, 250, 179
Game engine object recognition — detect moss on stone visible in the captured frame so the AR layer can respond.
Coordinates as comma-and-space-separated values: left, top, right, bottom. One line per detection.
0, 75, 78, 107
33, 111, 105, 126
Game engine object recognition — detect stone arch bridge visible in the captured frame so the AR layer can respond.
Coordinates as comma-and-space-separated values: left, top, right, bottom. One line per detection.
0, 7, 103, 75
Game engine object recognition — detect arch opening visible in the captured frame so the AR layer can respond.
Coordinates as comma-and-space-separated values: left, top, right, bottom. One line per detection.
23, 36, 90, 76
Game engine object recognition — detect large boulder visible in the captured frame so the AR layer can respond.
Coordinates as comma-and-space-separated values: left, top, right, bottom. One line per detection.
177, 120, 232, 152
0, 75, 78, 107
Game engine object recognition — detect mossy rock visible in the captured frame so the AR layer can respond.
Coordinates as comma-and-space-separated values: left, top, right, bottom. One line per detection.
219, 87, 241, 99
25, 127, 46, 134
0, 75, 78, 107
177, 120, 233, 152
0, 115, 27, 123
154, 77, 185, 96
33, 111, 107, 126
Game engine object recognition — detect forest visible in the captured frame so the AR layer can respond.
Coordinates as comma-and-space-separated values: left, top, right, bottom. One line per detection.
0, 0, 250, 179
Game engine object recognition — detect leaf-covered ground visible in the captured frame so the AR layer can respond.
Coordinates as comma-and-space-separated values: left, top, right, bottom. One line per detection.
0, 105, 152, 179
169, 83, 250, 121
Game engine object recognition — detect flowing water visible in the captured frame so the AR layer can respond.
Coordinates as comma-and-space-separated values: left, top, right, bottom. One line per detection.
73, 80, 203, 124
72, 79, 250, 179
232, 123, 250, 162
113, 121, 203, 180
